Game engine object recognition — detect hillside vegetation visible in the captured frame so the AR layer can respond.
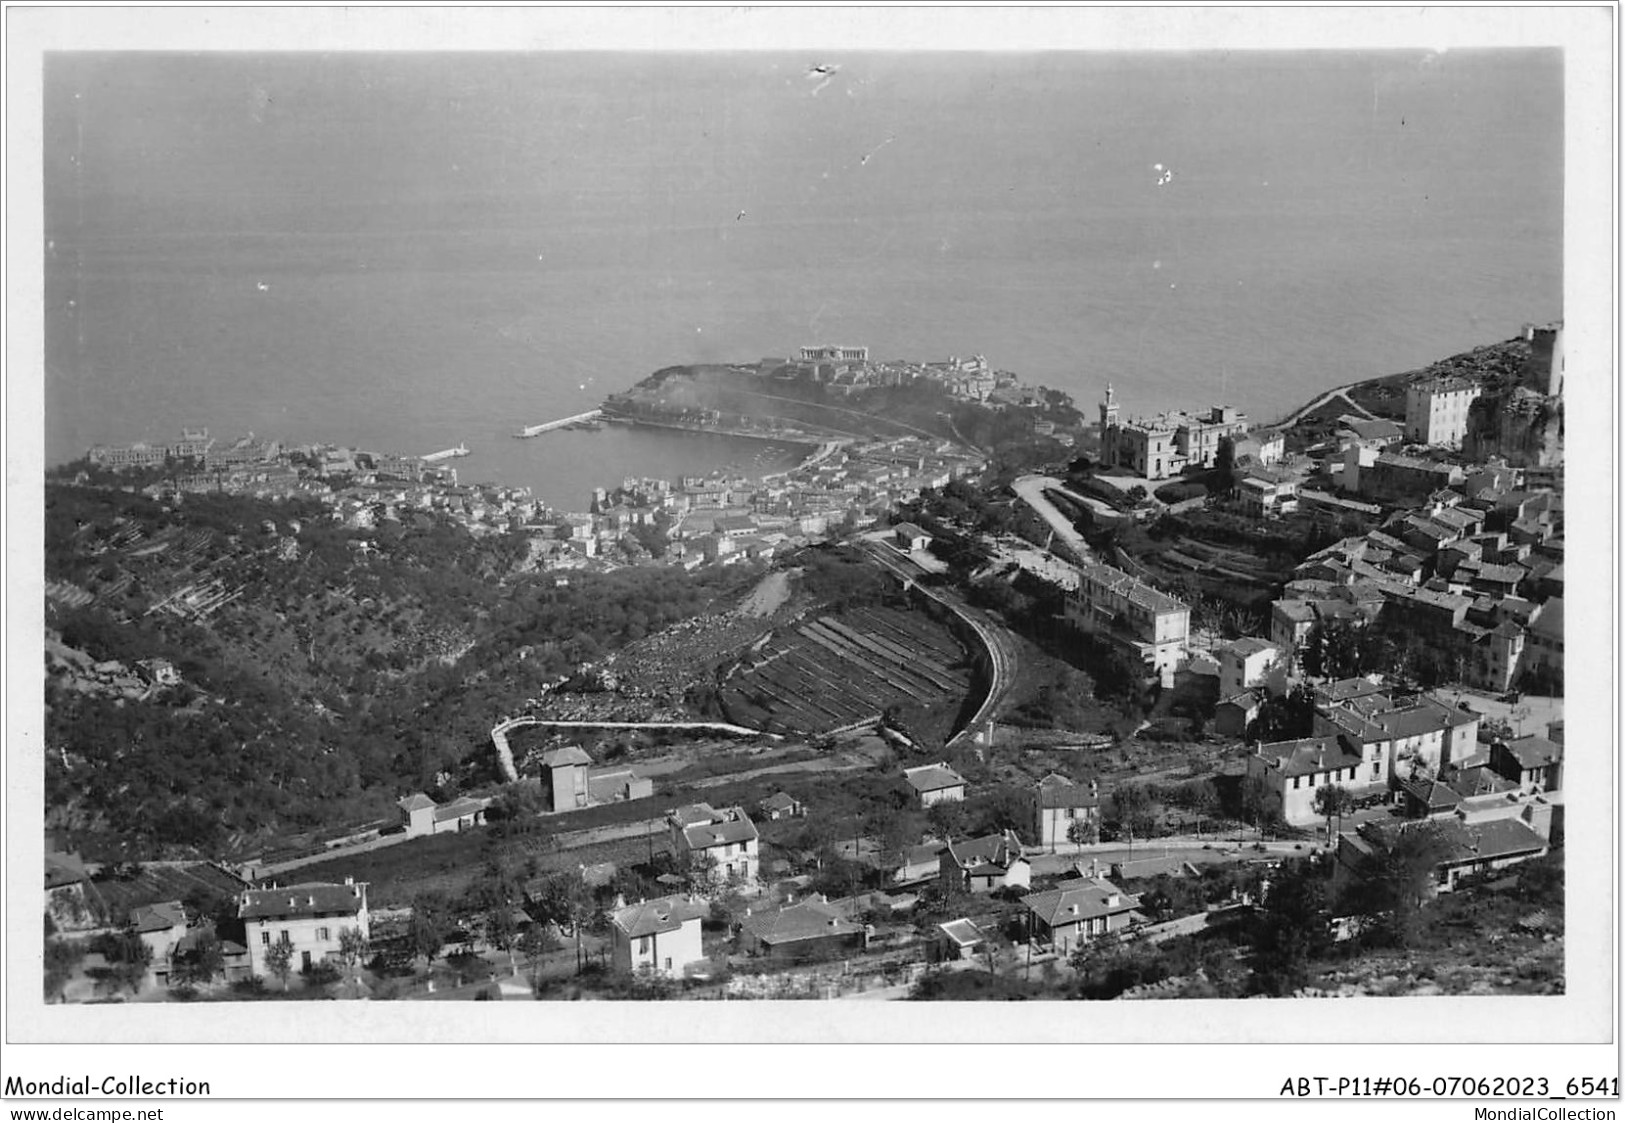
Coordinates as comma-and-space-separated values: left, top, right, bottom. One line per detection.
43, 485, 752, 858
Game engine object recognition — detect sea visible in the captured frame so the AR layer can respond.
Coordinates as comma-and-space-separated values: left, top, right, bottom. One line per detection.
42, 51, 1562, 510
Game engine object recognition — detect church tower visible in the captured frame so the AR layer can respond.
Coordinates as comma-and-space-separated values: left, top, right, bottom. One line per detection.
1099, 383, 1120, 468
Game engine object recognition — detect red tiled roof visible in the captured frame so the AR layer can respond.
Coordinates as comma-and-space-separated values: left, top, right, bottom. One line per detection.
434, 796, 489, 823
947, 831, 1024, 870
1446, 766, 1515, 798
670, 803, 720, 827
1254, 736, 1364, 779
1037, 773, 1098, 809
1404, 779, 1462, 811
1499, 736, 1562, 770
130, 900, 187, 934
45, 851, 89, 890
611, 895, 707, 940
1317, 677, 1387, 703
239, 882, 367, 922
740, 899, 864, 946
901, 841, 948, 868
540, 746, 593, 769
1437, 818, 1548, 865
1226, 637, 1279, 658
1329, 694, 1476, 742
905, 763, 966, 793
1022, 877, 1140, 928
680, 807, 759, 849
1351, 817, 1547, 869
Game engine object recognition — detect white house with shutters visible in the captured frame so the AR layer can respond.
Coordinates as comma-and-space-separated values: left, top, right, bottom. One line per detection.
237, 879, 369, 978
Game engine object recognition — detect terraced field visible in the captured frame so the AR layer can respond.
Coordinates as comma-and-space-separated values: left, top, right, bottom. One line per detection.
64, 862, 248, 928
718, 606, 972, 735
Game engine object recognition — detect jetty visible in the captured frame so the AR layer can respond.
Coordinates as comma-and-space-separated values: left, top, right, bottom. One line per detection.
513, 409, 604, 438
421, 443, 470, 462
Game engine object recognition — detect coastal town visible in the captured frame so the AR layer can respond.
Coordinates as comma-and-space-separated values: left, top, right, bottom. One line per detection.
43, 325, 1566, 1003
73, 348, 1003, 577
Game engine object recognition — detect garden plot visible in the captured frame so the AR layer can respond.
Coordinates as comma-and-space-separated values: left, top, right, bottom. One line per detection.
83, 862, 247, 924
719, 606, 971, 735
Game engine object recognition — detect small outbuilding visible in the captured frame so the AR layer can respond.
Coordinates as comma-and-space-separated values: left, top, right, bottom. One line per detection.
758, 792, 805, 821
934, 918, 986, 962
893, 522, 933, 553
904, 762, 967, 807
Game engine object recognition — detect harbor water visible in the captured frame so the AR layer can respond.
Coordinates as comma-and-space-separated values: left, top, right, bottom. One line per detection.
44, 52, 1562, 508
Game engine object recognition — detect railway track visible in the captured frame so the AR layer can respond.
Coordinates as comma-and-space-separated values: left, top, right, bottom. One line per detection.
855, 541, 1018, 747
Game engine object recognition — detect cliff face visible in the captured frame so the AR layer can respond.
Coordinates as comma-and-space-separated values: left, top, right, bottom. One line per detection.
1463, 388, 1564, 467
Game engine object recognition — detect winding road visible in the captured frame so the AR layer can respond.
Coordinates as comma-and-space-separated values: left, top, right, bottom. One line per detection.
1010, 474, 1115, 562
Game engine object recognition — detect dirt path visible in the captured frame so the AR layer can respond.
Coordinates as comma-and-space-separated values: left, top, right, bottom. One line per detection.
737, 569, 796, 618
1011, 475, 1103, 562
687, 740, 887, 788
1273, 385, 1377, 427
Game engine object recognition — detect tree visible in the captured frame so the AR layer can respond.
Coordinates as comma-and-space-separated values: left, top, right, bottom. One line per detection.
87, 926, 153, 997
181, 886, 234, 930
519, 922, 560, 980
1239, 774, 1273, 839
1069, 931, 1166, 1000
1246, 683, 1317, 742
1111, 783, 1155, 856
1519, 661, 1563, 697
1357, 631, 1399, 678
1091, 643, 1153, 716
966, 786, 1030, 838
488, 782, 548, 833
484, 904, 522, 976
1250, 860, 1335, 995
1300, 620, 1374, 683
173, 929, 225, 987
409, 892, 450, 969
925, 798, 966, 844
1183, 779, 1220, 838
788, 809, 840, 870
683, 851, 725, 899
1298, 623, 1327, 680
337, 926, 369, 979
1340, 823, 1452, 949
1213, 435, 1238, 496
526, 870, 594, 973
870, 807, 923, 883
44, 938, 86, 1003
264, 933, 296, 992
1066, 816, 1096, 848
1312, 784, 1354, 841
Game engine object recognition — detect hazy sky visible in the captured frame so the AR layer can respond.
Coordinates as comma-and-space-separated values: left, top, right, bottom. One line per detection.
43, 50, 1562, 463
